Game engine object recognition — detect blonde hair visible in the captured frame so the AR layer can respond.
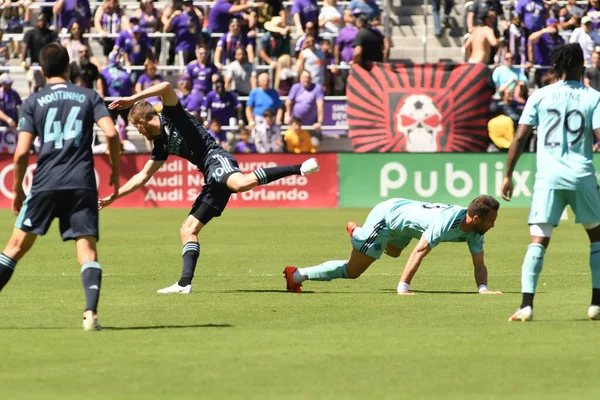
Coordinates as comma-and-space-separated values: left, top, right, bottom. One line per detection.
129, 100, 158, 124
274, 54, 292, 91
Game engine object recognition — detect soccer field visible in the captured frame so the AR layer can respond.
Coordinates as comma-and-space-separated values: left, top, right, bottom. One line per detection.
0, 208, 597, 400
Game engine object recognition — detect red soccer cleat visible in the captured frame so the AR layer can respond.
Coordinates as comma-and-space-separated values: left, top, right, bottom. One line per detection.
283, 266, 303, 293
346, 221, 358, 237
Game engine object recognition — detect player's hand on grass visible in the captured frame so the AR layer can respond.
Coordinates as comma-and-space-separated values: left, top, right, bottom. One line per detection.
479, 289, 503, 295
500, 176, 513, 201
108, 97, 134, 111
397, 291, 416, 296
12, 189, 25, 215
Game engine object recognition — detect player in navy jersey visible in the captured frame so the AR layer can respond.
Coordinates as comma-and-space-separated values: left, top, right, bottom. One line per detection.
0, 43, 121, 331
284, 196, 503, 295
101, 81, 320, 294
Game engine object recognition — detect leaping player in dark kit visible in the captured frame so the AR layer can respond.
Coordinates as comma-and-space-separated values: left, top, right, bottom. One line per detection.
101, 81, 320, 294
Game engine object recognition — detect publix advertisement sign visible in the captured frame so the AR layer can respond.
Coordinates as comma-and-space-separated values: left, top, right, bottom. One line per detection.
338, 154, 600, 208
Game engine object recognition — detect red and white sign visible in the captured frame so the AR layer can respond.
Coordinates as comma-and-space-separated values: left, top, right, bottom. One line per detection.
0, 154, 338, 208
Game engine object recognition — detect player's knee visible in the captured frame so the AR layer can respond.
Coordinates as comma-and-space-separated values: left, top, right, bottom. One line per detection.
180, 223, 199, 241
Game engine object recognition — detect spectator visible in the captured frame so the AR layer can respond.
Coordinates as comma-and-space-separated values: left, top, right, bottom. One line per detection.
319, 0, 343, 34
207, 118, 228, 149
0, 74, 20, 130
515, 0, 547, 34
22, 13, 58, 93
495, 88, 521, 125
259, 16, 291, 67
165, 0, 203, 64
117, 22, 154, 84
62, 21, 89, 65
53, 0, 91, 32
530, 18, 565, 85
186, 45, 220, 96
344, 0, 381, 25
292, 0, 319, 35
208, 0, 262, 34
274, 54, 298, 96
588, 0, 600, 30
464, 9, 499, 64
136, 62, 165, 108
94, 0, 128, 63
513, 80, 528, 111
492, 51, 528, 97
285, 70, 324, 130
585, 50, 600, 90
133, 0, 163, 60
246, 72, 284, 129
235, 128, 258, 153
224, 47, 257, 96
214, 18, 255, 69
569, 16, 600, 65
295, 20, 321, 56
467, 0, 503, 33
352, 14, 386, 68
100, 52, 136, 151
503, 14, 527, 65
201, 78, 243, 126
176, 75, 204, 118
432, 0, 454, 37
284, 118, 316, 153
320, 38, 336, 94
256, 0, 286, 31
335, 9, 359, 65
252, 109, 283, 153
297, 35, 326, 85
559, 0, 584, 34
0, 29, 9, 67
69, 45, 103, 95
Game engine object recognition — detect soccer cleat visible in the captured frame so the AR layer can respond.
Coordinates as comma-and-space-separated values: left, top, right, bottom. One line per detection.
508, 306, 533, 322
82, 311, 102, 331
300, 158, 320, 176
283, 266, 303, 293
588, 305, 600, 320
346, 221, 358, 237
156, 282, 192, 294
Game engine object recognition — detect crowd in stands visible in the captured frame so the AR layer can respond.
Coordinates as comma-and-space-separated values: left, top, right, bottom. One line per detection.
0, 0, 389, 155
463, 0, 600, 152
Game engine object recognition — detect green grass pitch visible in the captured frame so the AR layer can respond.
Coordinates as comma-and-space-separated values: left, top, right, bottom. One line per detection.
0, 208, 598, 400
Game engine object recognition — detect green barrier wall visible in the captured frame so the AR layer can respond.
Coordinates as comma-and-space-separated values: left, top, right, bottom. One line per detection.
339, 153, 600, 208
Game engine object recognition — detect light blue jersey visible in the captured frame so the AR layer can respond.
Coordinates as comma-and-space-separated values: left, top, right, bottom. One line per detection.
519, 80, 600, 190
351, 199, 484, 259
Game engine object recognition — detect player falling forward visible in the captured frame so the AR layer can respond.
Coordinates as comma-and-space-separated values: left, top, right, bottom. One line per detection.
101, 82, 319, 294
284, 196, 503, 295
502, 43, 600, 322
0, 43, 121, 331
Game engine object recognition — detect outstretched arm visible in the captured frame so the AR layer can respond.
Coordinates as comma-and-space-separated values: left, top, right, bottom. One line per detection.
397, 236, 431, 295
109, 81, 179, 110
99, 159, 165, 209
472, 251, 502, 294
501, 124, 533, 201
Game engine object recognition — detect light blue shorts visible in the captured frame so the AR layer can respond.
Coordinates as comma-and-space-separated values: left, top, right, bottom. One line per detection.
528, 187, 600, 226
350, 202, 412, 259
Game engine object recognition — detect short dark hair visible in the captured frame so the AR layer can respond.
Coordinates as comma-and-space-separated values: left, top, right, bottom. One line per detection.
40, 43, 70, 78
262, 109, 275, 118
291, 117, 302, 125
467, 195, 500, 219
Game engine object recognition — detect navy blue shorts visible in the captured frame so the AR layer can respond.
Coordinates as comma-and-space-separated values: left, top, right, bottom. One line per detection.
15, 189, 99, 241
190, 151, 241, 222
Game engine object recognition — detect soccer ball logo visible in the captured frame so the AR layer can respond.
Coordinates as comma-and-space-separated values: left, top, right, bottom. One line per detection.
395, 94, 443, 152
